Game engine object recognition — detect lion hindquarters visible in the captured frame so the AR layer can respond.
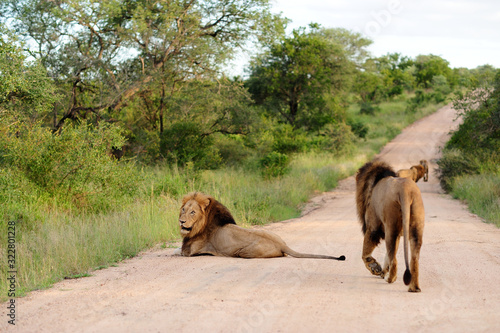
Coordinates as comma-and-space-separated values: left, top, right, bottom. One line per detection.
213, 225, 285, 258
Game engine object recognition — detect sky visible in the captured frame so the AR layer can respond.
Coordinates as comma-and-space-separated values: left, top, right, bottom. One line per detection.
228, 0, 500, 76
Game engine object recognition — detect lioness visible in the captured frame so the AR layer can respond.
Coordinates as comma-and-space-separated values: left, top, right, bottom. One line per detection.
396, 159, 429, 182
176, 192, 345, 260
356, 161, 424, 292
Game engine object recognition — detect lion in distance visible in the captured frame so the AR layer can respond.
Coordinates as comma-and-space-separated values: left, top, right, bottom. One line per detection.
356, 161, 424, 292
396, 159, 429, 183
176, 192, 345, 261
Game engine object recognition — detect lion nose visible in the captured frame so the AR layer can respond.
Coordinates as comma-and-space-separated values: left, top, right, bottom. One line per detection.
179, 219, 186, 226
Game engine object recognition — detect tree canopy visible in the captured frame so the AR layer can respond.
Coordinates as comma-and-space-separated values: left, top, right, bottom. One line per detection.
1, 0, 286, 130
246, 25, 356, 131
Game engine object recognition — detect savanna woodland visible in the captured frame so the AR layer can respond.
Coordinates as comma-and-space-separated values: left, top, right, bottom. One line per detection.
0, 0, 498, 298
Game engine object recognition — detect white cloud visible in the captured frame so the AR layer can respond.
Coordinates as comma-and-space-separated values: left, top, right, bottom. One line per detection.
271, 0, 500, 69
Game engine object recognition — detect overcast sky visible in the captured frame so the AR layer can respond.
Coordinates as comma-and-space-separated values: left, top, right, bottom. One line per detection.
270, 0, 500, 69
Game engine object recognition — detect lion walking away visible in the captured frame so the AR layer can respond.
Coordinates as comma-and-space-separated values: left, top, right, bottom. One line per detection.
355, 161, 425, 292
396, 159, 429, 183
176, 192, 345, 261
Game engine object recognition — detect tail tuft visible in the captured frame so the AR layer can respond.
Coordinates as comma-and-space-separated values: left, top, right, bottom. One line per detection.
338, 255, 346, 261
403, 268, 412, 285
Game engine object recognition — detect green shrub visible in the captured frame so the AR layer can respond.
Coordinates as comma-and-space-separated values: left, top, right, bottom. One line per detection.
413, 89, 430, 104
214, 135, 252, 166
0, 117, 137, 212
388, 85, 404, 97
347, 119, 368, 139
318, 122, 357, 154
271, 124, 308, 153
437, 150, 480, 191
359, 102, 380, 115
406, 89, 435, 113
259, 151, 290, 178
159, 122, 221, 169
432, 75, 452, 95
430, 91, 446, 103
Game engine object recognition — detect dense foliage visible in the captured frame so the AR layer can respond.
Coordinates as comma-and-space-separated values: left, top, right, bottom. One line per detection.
437, 70, 499, 226
438, 70, 500, 190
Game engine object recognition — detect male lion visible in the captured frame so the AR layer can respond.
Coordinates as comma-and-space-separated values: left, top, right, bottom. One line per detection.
356, 161, 424, 292
396, 159, 429, 182
176, 192, 345, 260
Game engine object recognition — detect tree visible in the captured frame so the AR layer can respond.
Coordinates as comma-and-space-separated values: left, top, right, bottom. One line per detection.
317, 27, 372, 67
414, 54, 453, 88
1, 0, 286, 130
470, 64, 497, 87
351, 71, 384, 103
246, 24, 352, 131
365, 53, 416, 98
0, 23, 58, 118
448, 69, 500, 152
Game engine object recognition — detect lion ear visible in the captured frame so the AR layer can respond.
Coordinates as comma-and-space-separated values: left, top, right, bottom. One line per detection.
188, 192, 211, 210
198, 196, 211, 210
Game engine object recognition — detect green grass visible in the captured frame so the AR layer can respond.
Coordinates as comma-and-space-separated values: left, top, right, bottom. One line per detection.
0, 95, 446, 301
450, 174, 500, 227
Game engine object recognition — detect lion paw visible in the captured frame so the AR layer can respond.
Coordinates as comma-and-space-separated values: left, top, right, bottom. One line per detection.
366, 260, 383, 276
384, 273, 397, 283
408, 285, 421, 293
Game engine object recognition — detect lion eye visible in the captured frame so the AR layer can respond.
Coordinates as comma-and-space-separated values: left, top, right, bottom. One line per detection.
190, 211, 195, 215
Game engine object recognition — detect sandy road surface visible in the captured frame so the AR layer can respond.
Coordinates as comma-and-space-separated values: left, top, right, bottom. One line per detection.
3, 104, 500, 332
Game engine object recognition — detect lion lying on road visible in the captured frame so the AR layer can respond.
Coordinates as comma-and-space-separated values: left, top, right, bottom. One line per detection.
356, 161, 424, 292
396, 159, 429, 182
176, 192, 345, 260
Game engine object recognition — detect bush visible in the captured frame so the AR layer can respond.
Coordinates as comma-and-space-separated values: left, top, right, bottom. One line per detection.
272, 125, 308, 153
214, 135, 252, 166
259, 151, 290, 178
0, 115, 137, 212
318, 122, 357, 154
432, 75, 452, 95
388, 85, 404, 97
359, 102, 380, 115
430, 91, 446, 103
436, 150, 480, 191
347, 119, 368, 139
406, 89, 435, 113
159, 122, 221, 169
437, 70, 500, 226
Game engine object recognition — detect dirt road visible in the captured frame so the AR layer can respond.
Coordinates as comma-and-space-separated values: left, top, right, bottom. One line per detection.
3, 104, 500, 332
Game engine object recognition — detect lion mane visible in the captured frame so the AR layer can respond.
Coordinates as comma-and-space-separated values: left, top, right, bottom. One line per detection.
396, 159, 429, 183
177, 192, 345, 260
356, 161, 425, 292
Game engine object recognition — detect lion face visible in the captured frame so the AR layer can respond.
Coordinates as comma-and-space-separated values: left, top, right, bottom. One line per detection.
179, 195, 210, 237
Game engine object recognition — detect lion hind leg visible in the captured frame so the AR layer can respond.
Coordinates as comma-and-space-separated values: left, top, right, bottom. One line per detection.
362, 230, 383, 276
383, 227, 401, 283
383, 237, 400, 284
407, 225, 423, 292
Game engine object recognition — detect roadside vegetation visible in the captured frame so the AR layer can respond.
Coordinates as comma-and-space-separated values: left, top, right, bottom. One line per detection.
0, 0, 496, 299
438, 70, 500, 227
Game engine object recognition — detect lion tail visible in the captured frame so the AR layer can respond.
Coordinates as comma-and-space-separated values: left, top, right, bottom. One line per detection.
400, 190, 412, 285
282, 246, 346, 261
